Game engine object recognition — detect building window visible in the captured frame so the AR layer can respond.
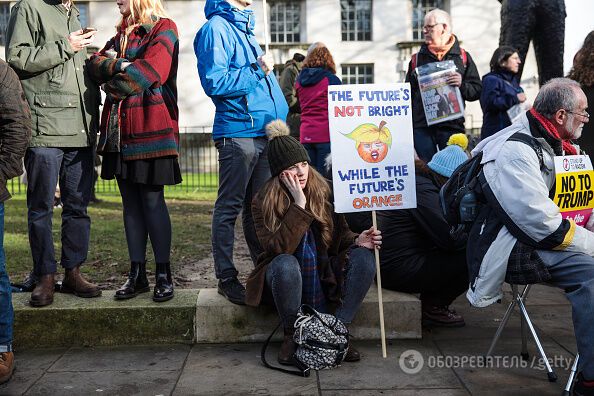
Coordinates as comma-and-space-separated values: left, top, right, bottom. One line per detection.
270, 1, 301, 44
0, 3, 10, 47
341, 64, 374, 84
341, 0, 372, 41
412, 0, 444, 40
77, 2, 90, 29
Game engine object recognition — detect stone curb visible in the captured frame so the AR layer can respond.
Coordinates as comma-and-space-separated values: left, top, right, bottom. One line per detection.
12, 286, 420, 348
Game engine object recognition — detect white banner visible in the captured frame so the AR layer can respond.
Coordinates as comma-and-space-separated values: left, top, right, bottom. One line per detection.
328, 84, 417, 213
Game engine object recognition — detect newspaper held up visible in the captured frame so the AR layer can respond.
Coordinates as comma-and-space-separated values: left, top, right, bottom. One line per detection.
415, 60, 464, 126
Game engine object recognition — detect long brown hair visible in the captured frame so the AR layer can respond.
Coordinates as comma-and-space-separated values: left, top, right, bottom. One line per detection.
303, 46, 336, 75
260, 166, 334, 248
568, 31, 594, 87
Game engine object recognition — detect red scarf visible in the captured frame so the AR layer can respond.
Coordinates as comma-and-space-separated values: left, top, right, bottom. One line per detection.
529, 108, 577, 155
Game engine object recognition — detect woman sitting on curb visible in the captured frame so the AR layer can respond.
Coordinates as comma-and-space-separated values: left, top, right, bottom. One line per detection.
245, 120, 381, 366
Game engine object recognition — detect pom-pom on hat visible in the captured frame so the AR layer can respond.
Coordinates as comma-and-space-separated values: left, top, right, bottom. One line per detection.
427, 133, 469, 178
265, 120, 311, 176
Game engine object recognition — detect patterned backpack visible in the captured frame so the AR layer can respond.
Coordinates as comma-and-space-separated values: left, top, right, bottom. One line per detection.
261, 305, 349, 377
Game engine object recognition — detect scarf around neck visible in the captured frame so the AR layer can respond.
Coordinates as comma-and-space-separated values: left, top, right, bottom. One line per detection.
528, 108, 577, 155
428, 34, 456, 61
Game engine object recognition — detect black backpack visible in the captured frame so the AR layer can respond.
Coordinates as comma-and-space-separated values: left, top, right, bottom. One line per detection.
439, 132, 544, 235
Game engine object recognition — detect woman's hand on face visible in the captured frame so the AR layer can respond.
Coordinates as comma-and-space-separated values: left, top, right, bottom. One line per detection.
280, 171, 306, 208
356, 226, 382, 250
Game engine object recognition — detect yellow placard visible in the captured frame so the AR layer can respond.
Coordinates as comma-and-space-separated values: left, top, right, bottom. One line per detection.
554, 170, 594, 210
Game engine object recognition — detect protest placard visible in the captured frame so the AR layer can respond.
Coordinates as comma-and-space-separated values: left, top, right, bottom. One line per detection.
415, 60, 464, 125
328, 84, 417, 213
553, 155, 594, 226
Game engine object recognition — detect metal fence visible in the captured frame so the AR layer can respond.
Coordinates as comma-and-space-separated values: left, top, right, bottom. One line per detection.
7, 126, 220, 196
7, 127, 483, 196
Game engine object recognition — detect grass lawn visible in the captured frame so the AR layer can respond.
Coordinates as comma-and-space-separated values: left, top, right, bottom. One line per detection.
4, 191, 217, 288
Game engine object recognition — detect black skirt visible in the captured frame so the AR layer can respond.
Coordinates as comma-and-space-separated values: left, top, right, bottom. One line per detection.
101, 152, 182, 186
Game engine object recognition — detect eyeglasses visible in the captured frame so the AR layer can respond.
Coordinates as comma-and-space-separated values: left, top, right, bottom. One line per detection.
422, 23, 443, 31
566, 110, 590, 120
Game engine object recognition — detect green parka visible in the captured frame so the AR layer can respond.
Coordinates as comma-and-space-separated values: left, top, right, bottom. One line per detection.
5, 0, 100, 148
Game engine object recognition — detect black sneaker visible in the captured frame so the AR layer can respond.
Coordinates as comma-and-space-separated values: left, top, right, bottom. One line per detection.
217, 277, 246, 305
574, 373, 594, 396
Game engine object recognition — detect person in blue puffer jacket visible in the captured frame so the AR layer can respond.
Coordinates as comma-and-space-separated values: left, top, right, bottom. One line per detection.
194, 0, 288, 305
480, 46, 527, 139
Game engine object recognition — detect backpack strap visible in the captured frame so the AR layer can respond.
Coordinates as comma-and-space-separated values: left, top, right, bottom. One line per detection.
260, 321, 311, 377
460, 47, 467, 67
507, 132, 545, 170
411, 52, 419, 71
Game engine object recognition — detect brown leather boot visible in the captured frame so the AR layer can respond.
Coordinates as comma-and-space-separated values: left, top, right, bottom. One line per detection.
62, 266, 102, 298
422, 305, 465, 328
29, 273, 55, 307
0, 352, 14, 384
278, 334, 296, 366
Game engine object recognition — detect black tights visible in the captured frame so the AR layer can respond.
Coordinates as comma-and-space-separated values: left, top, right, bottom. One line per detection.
117, 178, 172, 263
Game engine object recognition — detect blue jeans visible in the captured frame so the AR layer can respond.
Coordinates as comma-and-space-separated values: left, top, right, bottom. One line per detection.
537, 250, 594, 379
265, 247, 376, 332
212, 137, 270, 279
413, 127, 456, 163
0, 203, 13, 350
303, 143, 331, 178
25, 147, 93, 275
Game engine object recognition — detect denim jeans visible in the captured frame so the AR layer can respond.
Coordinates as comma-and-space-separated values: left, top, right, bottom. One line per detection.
536, 250, 594, 379
24, 147, 93, 275
303, 143, 331, 178
413, 127, 456, 163
0, 203, 13, 350
212, 137, 270, 279
265, 247, 376, 332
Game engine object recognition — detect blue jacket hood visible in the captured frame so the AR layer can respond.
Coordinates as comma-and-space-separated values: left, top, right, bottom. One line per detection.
204, 0, 255, 34
297, 67, 334, 87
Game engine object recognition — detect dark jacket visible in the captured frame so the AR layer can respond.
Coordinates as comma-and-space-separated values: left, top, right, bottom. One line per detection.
245, 196, 356, 307
279, 59, 302, 138
0, 59, 31, 202
480, 70, 523, 139
88, 18, 179, 161
5, 0, 100, 148
405, 36, 482, 132
296, 67, 341, 144
346, 171, 466, 281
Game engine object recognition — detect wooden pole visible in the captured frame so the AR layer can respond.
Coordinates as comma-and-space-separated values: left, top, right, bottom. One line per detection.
372, 210, 387, 358
262, 0, 270, 53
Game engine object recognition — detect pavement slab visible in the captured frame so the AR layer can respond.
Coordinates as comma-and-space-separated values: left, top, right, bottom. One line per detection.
0, 349, 67, 396
173, 343, 319, 395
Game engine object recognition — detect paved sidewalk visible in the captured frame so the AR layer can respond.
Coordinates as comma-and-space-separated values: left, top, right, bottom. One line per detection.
1, 285, 578, 395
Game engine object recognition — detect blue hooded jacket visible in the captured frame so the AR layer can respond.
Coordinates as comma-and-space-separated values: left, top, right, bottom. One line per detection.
194, 0, 288, 140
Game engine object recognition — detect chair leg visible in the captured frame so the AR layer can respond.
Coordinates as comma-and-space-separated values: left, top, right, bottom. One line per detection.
486, 285, 518, 357
516, 296, 557, 382
519, 285, 530, 360
562, 353, 579, 396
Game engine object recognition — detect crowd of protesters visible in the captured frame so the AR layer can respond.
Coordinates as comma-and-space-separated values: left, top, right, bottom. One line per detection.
0, 0, 593, 392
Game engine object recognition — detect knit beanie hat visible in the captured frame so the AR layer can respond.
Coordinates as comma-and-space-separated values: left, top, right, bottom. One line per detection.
427, 133, 469, 177
265, 120, 311, 176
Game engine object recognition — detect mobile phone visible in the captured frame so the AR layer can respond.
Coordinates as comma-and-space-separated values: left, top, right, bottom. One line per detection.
82, 27, 96, 34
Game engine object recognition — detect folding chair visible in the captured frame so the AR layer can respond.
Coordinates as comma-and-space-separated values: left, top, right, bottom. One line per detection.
485, 283, 558, 382
563, 353, 579, 396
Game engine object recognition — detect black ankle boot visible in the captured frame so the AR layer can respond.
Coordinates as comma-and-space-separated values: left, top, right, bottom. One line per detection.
153, 262, 174, 302
114, 262, 150, 300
